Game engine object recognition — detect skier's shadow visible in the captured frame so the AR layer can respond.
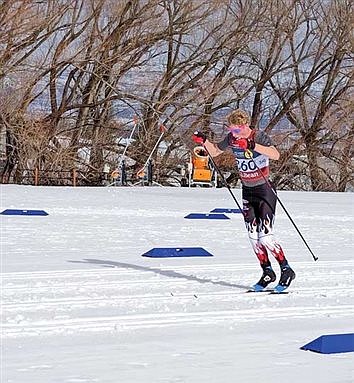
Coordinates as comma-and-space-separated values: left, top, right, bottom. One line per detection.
68, 258, 249, 290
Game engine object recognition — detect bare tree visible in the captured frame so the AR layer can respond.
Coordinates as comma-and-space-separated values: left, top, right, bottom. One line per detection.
126, 0, 265, 181
236, 0, 353, 190
0, 0, 74, 181
1, 0, 352, 189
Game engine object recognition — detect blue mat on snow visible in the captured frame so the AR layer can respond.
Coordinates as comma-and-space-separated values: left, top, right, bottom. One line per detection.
210, 208, 242, 214
142, 247, 213, 258
301, 333, 354, 354
1, 209, 48, 216
184, 213, 229, 220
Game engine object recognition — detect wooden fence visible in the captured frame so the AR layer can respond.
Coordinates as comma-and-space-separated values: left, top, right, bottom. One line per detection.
2, 168, 110, 186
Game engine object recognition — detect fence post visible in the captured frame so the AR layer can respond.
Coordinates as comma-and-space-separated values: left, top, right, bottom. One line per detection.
35, 168, 39, 186
73, 169, 77, 187
147, 159, 153, 186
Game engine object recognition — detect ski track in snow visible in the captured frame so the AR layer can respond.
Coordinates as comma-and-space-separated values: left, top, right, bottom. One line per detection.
2, 260, 353, 338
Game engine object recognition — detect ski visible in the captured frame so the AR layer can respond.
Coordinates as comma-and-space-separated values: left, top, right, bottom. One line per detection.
246, 288, 290, 294
246, 288, 274, 293
268, 290, 289, 295
272, 284, 290, 294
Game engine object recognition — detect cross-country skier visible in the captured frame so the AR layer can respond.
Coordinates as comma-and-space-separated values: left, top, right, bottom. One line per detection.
192, 109, 295, 292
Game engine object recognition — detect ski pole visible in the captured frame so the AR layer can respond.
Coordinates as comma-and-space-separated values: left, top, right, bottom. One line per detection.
201, 144, 245, 215
245, 149, 318, 262
137, 125, 167, 177
121, 115, 139, 162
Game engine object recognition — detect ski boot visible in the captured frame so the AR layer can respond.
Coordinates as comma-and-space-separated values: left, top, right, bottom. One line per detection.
273, 265, 296, 293
251, 266, 276, 292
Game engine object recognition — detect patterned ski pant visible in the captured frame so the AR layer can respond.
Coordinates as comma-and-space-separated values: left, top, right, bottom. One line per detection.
242, 183, 286, 268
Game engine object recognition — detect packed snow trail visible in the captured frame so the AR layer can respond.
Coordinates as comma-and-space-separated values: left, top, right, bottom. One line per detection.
3, 261, 353, 338
2, 186, 353, 383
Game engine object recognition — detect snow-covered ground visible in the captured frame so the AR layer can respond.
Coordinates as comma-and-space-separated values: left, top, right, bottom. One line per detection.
1, 185, 353, 383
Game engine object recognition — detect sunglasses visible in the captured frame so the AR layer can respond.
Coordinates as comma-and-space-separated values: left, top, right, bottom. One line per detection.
228, 124, 248, 134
